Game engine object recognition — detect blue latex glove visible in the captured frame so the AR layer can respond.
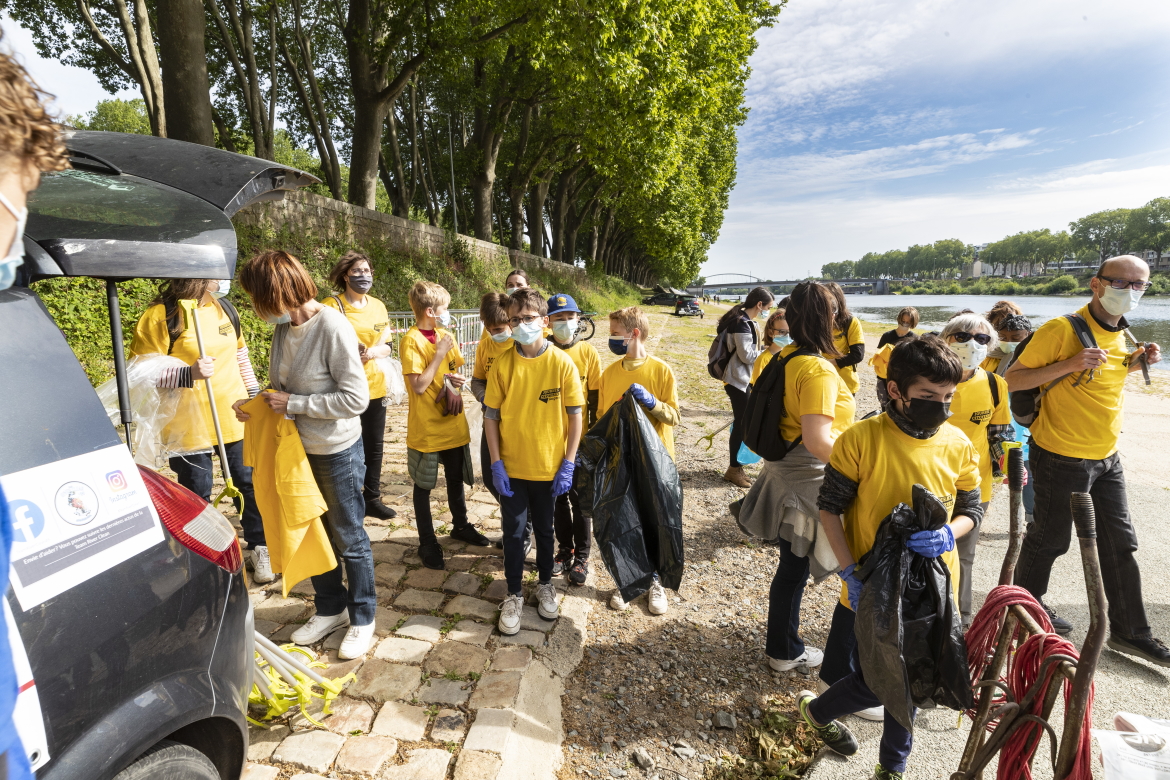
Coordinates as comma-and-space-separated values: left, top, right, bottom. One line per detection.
628, 383, 656, 410
551, 458, 575, 497
490, 460, 514, 498
906, 524, 956, 558
839, 563, 863, 612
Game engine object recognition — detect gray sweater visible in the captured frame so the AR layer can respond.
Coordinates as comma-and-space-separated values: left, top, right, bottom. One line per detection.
724, 317, 763, 392
269, 306, 370, 455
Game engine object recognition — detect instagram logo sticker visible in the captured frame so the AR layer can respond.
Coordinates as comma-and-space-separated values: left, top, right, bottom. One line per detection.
106, 471, 128, 492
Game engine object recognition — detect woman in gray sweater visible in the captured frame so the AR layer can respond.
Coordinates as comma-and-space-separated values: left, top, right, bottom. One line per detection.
716, 286, 773, 488
235, 250, 377, 660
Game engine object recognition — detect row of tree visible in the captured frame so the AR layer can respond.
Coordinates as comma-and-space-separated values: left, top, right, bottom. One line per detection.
6, 0, 781, 286
820, 197, 1170, 280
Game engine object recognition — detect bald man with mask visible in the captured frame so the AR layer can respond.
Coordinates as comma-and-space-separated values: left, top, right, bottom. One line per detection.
1007, 255, 1166, 666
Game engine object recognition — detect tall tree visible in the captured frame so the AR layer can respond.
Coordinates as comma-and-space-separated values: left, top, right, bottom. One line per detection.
156, 0, 216, 144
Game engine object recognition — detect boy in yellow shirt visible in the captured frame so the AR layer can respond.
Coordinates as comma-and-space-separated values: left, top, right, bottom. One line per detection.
485, 289, 585, 635
401, 281, 492, 570
471, 292, 514, 496
598, 306, 679, 615
797, 335, 983, 780
547, 293, 601, 585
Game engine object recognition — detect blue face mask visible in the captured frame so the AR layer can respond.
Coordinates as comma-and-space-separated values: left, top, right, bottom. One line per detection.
774, 335, 793, 347
0, 191, 27, 291
264, 312, 292, 325
608, 337, 629, 356
512, 319, 544, 345
490, 329, 511, 343
551, 319, 578, 342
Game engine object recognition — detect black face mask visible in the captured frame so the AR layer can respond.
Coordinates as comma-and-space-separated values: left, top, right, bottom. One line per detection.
902, 397, 952, 430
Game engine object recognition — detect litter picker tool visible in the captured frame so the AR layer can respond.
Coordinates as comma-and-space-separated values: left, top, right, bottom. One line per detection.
1123, 327, 1151, 386
697, 420, 733, 450
178, 298, 245, 514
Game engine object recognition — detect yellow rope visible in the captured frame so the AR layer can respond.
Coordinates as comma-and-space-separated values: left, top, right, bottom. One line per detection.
247, 644, 357, 728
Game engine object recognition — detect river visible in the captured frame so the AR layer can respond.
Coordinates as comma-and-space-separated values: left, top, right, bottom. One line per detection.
845, 294, 1170, 370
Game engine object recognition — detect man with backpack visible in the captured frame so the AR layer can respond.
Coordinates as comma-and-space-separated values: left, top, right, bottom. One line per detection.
1006, 255, 1166, 666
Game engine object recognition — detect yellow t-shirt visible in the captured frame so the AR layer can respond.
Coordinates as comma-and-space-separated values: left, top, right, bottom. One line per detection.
828, 316, 864, 394
598, 355, 679, 459
473, 333, 513, 381
750, 349, 779, 387
130, 301, 247, 452
774, 345, 856, 444
980, 356, 1002, 374
485, 345, 585, 481
322, 294, 390, 401
869, 342, 895, 380
400, 326, 469, 453
829, 414, 980, 609
947, 370, 1010, 501
1017, 305, 1130, 460
557, 340, 601, 439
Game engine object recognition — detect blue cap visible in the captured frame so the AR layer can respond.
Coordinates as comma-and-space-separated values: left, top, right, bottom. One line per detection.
546, 293, 581, 315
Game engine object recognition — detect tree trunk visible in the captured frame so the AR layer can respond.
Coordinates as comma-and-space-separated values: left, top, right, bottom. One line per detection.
156, 0, 214, 145
527, 179, 549, 256
349, 97, 389, 209
211, 107, 237, 152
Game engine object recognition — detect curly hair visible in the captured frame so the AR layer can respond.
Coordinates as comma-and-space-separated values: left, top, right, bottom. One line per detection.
0, 39, 68, 172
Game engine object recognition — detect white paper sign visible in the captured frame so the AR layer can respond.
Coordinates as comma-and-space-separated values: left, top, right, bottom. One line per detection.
5, 599, 48, 770
3, 444, 165, 610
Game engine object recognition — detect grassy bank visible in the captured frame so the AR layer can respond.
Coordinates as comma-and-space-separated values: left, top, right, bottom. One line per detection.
894, 270, 1170, 297
34, 223, 640, 386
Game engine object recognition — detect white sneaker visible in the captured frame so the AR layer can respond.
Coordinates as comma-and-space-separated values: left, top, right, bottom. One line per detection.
648, 580, 669, 615
767, 647, 825, 672
250, 545, 275, 583
609, 590, 628, 611
536, 583, 560, 620
338, 623, 376, 660
816, 678, 883, 721
499, 594, 523, 635
290, 612, 350, 645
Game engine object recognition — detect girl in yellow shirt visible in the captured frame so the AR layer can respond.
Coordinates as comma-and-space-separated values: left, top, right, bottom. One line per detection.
823, 282, 865, 395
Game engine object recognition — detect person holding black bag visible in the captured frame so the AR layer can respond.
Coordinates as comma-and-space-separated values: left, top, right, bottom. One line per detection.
716, 287, 773, 487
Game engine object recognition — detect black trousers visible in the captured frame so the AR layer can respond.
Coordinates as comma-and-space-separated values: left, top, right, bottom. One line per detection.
553, 473, 592, 559
725, 384, 748, 468
412, 447, 470, 546
359, 400, 386, 502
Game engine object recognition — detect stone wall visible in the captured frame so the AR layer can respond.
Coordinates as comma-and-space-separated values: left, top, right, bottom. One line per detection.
234, 189, 583, 278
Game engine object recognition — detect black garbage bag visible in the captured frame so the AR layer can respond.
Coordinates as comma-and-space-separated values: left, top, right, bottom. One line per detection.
576, 393, 684, 602
854, 484, 972, 731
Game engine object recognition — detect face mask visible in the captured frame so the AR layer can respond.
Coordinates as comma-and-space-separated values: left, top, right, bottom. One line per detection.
774, 335, 793, 348
505, 287, 519, 296
211, 279, 231, 299
512, 319, 544, 345
348, 274, 373, 294
758, 307, 771, 320
264, 312, 291, 325
1001, 341, 1018, 354
0, 190, 27, 291
552, 319, 578, 342
1099, 285, 1144, 316
490, 329, 511, 343
902, 397, 952, 430
437, 309, 452, 327
950, 340, 987, 371
609, 337, 630, 356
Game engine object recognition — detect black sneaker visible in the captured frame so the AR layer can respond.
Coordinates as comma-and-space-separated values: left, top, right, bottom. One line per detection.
872, 765, 904, 780
796, 690, 858, 756
1041, 603, 1073, 636
418, 542, 445, 570
364, 498, 397, 520
568, 556, 589, 586
450, 524, 491, 547
552, 549, 573, 576
1107, 634, 1170, 667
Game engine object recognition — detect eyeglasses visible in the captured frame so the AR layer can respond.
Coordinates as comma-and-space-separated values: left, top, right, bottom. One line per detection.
1097, 275, 1152, 292
952, 331, 993, 346
508, 314, 541, 326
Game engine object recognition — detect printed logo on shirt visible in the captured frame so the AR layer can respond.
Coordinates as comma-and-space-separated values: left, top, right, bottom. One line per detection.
938, 492, 955, 511
968, 409, 992, 425
538, 388, 562, 403
218, 322, 233, 337
374, 322, 387, 332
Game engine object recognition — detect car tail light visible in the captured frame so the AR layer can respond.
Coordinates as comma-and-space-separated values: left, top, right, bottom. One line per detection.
138, 466, 243, 573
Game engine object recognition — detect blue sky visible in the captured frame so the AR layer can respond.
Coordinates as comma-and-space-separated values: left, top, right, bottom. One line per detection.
706, 0, 1170, 280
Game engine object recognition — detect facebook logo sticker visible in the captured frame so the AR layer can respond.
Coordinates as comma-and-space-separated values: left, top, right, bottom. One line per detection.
8, 499, 45, 544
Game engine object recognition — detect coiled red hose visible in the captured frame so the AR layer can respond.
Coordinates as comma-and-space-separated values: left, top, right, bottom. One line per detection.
965, 585, 1094, 780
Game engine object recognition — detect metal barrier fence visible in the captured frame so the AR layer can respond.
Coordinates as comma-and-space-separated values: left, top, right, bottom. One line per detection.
383, 310, 481, 377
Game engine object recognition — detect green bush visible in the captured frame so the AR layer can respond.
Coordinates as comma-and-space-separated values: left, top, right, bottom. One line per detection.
993, 281, 1020, 295
1044, 275, 1078, 295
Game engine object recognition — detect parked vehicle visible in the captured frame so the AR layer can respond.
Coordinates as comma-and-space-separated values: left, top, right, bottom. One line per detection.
673, 298, 703, 318
641, 284, 691, 306
4, 131, 316, 780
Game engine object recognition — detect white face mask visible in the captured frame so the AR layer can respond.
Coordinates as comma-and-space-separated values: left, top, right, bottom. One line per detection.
551, 319, 579, 342
437, 309, 452, 327
211, 279, 231, 299
1000, 341, 1018, 354
490, 329, 511, 343
264, 311, 291, 325
0, 190, 28, 291
1099, 285, 1144, 316
950, 340, 987, 371
512, 319, 544, 345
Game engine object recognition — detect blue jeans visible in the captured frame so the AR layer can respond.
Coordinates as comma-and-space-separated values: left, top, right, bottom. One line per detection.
306, 439, 376, 626
810, 645, 915, 772
499, 478, 556, 595
170, 439, 265, 549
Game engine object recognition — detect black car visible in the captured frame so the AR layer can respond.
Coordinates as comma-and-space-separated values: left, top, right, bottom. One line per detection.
4, 131, 315, 779
640, 285, 691, 306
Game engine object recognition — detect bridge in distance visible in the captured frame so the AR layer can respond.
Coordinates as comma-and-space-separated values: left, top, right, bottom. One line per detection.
688, 273, 898, 296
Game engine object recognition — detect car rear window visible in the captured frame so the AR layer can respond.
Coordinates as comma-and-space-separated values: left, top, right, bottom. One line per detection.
0, 288, 122, 476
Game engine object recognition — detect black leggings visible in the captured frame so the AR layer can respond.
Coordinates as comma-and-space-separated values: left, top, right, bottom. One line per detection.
359, 400, 386, 501
725, 384, 748, 468
412, 447, 469, 546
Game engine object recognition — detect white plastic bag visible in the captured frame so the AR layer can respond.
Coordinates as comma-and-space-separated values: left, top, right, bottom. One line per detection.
1095, 713, 1170, 779
465, 400, 483, 467
95, 353, 187, 469
376, 356, 407, 405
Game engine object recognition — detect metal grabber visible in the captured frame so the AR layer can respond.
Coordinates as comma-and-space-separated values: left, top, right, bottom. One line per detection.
178, 298, 245, 515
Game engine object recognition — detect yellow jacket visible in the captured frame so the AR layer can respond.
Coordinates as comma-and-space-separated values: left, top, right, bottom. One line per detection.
242, 395, 336, 596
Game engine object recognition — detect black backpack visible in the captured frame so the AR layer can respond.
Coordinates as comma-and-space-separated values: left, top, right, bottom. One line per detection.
707, 315, 756, 381
742, 347, 821, 461
166, 297, 242, 354
1006, 313, 1095, 428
